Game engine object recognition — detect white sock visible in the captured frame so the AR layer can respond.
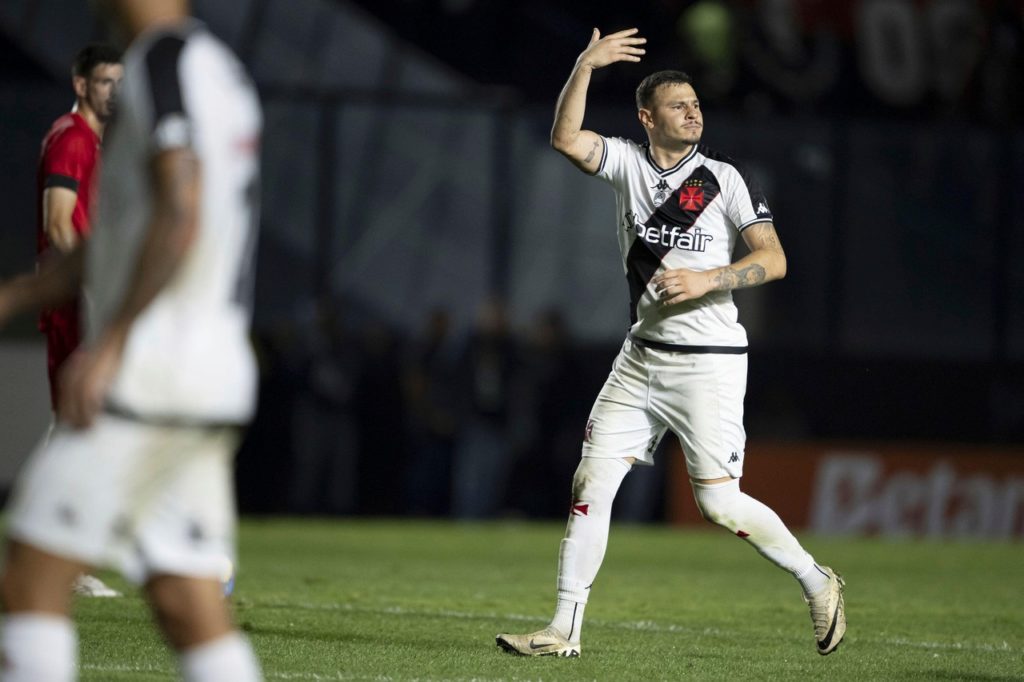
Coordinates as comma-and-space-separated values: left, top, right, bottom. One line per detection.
691, 479, 818, 582
551, 592, 586, 644
550, 456, 632, 643
180, 632, 262, 682
795, 562, 832, 598
0, 612, 77, 682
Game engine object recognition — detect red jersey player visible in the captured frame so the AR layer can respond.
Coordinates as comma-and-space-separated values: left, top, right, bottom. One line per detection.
35, 44, 123, 599
37, 44, 122, 410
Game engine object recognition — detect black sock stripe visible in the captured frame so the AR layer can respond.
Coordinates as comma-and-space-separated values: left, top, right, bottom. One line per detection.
567, 602, 579, 642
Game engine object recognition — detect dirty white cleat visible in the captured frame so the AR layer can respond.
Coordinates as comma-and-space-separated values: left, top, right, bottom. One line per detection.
72, 574, 121, 597
496, 627, 581, 657
806, 566, 846, 655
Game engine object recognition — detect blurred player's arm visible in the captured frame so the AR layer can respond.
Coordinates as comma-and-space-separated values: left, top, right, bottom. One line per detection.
0, 249, 84, 327
60, 147, 200, 427
42, 185, 81, 253
551, 28, 645, 173
653, 222, 786, 306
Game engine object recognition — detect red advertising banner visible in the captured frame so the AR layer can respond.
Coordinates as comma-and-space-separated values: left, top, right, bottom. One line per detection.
667, 441, 1024, 539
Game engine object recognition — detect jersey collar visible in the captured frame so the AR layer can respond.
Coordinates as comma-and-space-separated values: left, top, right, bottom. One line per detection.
643, 143, 699, 177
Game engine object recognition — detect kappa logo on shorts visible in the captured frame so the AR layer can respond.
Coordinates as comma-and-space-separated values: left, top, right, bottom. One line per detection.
187, 520, 206, 543
728, 452, 740, 463
56, 504, 77, 527
111, 516, 131, 538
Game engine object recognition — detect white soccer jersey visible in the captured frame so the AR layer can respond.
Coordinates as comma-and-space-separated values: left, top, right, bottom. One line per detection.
88, 20, 262, 423
596, 137, 773, 348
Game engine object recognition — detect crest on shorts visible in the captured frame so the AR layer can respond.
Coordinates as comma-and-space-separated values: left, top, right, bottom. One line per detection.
584, 419, 595, 443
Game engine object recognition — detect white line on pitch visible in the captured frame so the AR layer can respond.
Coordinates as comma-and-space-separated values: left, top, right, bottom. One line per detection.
244, 600, 1019, 654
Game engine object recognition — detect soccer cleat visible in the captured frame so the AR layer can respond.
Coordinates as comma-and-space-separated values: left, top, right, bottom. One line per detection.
496, 627, 581, 658
72, 574, 122, 598
805, 566, 846, 655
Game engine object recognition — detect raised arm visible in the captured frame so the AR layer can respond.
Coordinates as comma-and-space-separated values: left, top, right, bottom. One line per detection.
652, 223, 787, 306
550, 27, 645, 174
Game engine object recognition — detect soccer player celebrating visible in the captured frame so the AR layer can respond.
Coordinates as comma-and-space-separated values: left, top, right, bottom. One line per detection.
36, 43, 125, 600
496, 28, 846, 657
0, 1, 263, 679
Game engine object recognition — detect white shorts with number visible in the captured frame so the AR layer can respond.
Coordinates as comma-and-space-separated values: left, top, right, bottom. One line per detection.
582, 337, 747, 479
6, 414, 239, 584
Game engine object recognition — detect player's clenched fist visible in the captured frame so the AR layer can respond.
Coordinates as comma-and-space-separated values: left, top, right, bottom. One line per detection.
577, 28, 646, 70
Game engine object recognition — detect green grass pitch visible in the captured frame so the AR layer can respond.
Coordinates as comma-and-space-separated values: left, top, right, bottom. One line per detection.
74, 519, 1022, 680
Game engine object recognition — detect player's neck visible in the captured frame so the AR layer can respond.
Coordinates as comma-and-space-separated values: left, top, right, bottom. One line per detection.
72, 102, 105, 139
648, 143, 695, 171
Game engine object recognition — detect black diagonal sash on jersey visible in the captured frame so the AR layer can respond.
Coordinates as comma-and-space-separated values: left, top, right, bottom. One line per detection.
625, 165, 721, 323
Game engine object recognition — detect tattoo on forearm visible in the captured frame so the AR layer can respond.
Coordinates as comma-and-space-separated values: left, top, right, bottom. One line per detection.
713, 264, 767, 291
583, 139, 599, 163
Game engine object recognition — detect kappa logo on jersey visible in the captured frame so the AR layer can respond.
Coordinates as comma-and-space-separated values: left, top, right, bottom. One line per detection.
651, 179, 671, 206
756, 201, 770, 216
679, 178, 705, 211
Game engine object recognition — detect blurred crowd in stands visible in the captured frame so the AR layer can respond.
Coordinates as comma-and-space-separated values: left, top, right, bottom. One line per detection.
353, 0, 1024, 125
236, 298, 666, 520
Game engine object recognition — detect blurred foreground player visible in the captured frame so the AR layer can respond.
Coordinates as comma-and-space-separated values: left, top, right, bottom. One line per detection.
497, 28, 845, 658
0, 1, 263, 679
37, 43, 124, 599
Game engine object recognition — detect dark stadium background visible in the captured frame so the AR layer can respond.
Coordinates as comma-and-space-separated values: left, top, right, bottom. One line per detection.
1, 0, 1021, 524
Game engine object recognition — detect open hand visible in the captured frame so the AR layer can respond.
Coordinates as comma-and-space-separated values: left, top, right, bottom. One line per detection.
578, 28, 646, 70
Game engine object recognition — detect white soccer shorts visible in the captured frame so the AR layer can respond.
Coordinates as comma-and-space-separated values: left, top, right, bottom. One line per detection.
6, 413, 239, 584
581, 337, 747, 480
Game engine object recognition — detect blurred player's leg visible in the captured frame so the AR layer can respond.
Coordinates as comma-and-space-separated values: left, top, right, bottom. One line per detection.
0, 541, 87, 681
146, 575, 260, 681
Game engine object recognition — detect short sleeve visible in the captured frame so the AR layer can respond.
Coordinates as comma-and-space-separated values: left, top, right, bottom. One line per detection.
594, 136, 629, 186
725, 164, 774, 232
42, 130, 93, 192
145, 35, 193, 151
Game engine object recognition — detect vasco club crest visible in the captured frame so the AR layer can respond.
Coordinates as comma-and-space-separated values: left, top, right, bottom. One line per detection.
679, 177, 705, 211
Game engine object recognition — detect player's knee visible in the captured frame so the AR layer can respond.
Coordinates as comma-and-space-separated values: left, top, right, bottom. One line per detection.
694, 497, 728, 526
0, 542, 79, 613
691, 479, 740, 530
146, 575, 230, 650
0, 567, 20, 611
570, 456, 632, 505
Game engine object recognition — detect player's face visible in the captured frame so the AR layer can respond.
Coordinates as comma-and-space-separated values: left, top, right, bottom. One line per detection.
84, 63, 124, 121
643, 82, 703, 149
